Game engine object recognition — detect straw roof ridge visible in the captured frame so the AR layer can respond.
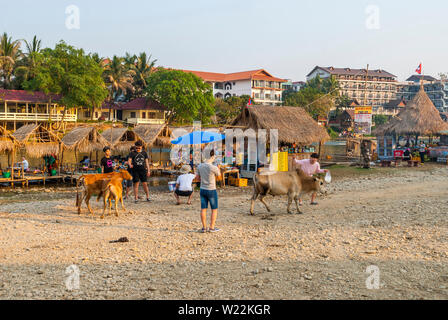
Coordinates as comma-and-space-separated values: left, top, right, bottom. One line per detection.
0, 126, 17, 153
231, 105, 330, 145
374, 86, 448, 136
11, 124, 61, 158
62, 126, 109, 153
134, 124, 170, 147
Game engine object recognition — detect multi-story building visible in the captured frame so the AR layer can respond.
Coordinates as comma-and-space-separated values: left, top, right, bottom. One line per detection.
306, 66, 398, 111
397, 76, 448, 113
184, 69, 286, 106
0, 89, 77, 130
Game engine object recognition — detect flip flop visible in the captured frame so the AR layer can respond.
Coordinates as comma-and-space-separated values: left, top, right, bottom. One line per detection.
310, 202, 319, 205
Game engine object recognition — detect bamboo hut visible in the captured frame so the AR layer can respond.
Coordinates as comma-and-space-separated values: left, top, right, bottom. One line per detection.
231, 105, 330, 145
12, 124, 60, 158
0, 126, 17, 154
61, 126, 109, 153
374, 85, 448, 159
134, 124, 172, 166
101, 127, 144, 153
133, 124, 172, 148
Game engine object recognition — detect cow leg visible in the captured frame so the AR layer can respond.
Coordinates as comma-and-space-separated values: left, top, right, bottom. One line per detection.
85, 194, 94, 215
250, 190, 259, 215
259, 195, 271, 213
287, 195, 293, 214
101, 194, 107, 219
294, 197, 303, 214
77, 191, 86, 215
114, 195, 119, 217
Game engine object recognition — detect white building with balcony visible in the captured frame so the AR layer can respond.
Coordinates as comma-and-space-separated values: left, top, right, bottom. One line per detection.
184, 69, 287, 106
0, 89, 77, 130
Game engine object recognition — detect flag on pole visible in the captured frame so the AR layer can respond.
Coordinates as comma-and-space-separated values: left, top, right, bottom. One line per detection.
416, 63, 422, 75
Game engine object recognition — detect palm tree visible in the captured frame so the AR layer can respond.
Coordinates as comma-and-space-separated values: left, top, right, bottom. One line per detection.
13, 36, 42, 88
131, 52, 157, 97
0, 33, 22, 89
103, 55, 135, 120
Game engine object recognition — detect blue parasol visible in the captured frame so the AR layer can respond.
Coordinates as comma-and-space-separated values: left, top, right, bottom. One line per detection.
171, 131, 226, 145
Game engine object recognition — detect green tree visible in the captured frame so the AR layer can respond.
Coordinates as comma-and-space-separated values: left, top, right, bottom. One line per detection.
131, 52, 157, 97
23, 41, 108, 127
214, 95, 251, 124
0, 32, 22, 89
145, 69, 214, 123
373, 114, 389, 127
13, 35, 42, 89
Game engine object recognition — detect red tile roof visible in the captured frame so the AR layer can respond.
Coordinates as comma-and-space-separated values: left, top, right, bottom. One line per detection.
183, 69, 287, 83
118, 97, 167, 111
0, 89, 61, 103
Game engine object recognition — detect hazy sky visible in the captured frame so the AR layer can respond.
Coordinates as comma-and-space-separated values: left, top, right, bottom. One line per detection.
2, 0, 447, 81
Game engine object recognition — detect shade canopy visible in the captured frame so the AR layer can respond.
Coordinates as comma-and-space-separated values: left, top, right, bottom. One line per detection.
171, 131, 226, 145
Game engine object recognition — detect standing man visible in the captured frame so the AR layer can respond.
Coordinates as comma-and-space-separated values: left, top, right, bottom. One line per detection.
124, 146, 135, 200
196, 149, 221, 233
101, 146, 114, 173
419, 141, 426, 163
128, 141, 151, 203
294, 153, 328, 206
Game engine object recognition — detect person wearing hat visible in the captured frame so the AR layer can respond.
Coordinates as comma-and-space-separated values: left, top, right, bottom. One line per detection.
174, 165, 196, 205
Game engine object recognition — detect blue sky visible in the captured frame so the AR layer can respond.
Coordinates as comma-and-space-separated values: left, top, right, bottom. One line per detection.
2, 0, 447, 81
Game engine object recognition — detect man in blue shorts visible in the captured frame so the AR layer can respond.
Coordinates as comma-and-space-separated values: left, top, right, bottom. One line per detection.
196, 149, 221, 233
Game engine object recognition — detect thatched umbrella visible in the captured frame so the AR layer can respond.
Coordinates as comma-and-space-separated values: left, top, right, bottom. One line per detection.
231, 105, 330, 145
12, 124, 60, 158
374, 85, 448, 137
101, 127, 145, 153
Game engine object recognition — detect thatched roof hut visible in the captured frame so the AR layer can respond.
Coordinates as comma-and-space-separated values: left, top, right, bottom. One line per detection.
61, 126, 109, 153
231, 105, 330, 145
133, 124, 171, 147
12, 124, 61, 158
101, 127, 145, 153
374, 86, 448, 136
0, 126, 17, 154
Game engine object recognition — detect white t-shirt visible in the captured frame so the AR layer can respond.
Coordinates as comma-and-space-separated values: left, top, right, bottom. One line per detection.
22, 160, 29, 170
176, 173, 196, 191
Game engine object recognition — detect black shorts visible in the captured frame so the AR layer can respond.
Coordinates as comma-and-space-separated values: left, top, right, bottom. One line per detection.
132, 169, 148, 183
175, 189, 193, 197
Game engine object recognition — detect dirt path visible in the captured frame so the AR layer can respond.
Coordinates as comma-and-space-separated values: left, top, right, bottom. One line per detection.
0, 166, 447, 299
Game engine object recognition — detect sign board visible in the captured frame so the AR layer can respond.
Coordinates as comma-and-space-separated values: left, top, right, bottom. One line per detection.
354, 106, 372, 135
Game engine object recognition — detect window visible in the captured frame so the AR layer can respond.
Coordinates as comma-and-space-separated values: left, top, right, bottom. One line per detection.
130, 112, 136, 118
95, 112, 98, 118
142, 112, 146, 119
84, 111, 90, 118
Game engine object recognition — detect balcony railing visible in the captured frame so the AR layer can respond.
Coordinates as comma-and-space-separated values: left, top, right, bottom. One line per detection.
126, 118, 165, 125
0, 112, 77, 122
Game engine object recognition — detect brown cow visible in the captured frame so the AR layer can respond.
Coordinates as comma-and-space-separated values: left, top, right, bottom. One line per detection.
100, 171, 132, 218
250, 168, 323, 215
76, 170, 131, 215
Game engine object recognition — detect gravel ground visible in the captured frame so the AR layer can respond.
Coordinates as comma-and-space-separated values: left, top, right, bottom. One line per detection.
0, 165, 447, 300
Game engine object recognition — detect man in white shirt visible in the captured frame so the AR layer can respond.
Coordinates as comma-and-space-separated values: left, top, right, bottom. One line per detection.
294, 153, 328, 205
21, 157, 29, 172
174, 165, 196, 205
